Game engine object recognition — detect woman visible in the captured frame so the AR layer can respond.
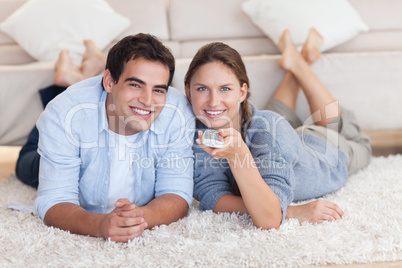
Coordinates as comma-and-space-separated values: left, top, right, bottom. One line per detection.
185, 29, 372, 229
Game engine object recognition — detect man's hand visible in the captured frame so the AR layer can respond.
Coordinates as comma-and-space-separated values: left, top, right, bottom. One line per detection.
286, 200, 344, 224
99, 198, 147, 242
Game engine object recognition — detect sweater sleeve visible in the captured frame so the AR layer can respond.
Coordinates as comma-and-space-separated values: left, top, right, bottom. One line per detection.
247, 111, 300, 222
193, 148, 233, 211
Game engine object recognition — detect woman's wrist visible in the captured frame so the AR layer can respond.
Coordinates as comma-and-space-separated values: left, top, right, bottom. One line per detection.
228, 142, 251, 167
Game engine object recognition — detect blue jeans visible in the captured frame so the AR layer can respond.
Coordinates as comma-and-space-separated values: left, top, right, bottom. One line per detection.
15, 85, 66, 188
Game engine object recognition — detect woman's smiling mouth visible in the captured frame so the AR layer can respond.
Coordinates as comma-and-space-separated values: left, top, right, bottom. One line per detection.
204, 110, 225, 118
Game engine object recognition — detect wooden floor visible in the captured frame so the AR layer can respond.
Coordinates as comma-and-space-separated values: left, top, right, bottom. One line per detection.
0, 145, 20, 184
0, 129, 401, 267
363, 129, 402, 156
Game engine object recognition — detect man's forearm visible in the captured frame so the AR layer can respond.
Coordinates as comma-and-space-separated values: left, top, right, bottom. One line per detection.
44, 195, 189, 239
44, 203, 103, 238
140, 194, 189, 229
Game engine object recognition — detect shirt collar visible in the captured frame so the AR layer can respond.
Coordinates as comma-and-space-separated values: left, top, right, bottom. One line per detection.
149, 111, 166, 135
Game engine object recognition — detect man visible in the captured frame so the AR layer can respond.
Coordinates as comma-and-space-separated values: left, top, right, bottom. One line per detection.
35, 34, 195, 242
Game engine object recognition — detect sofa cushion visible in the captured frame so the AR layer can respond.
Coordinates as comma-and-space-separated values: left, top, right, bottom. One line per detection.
107, 0, 170, 42
349, 0, 402, 31
179, 38, 279, 58
0, 44, 35, 65
0, 0, 131, 63
241, 0, 369, 52
169, 0, 264, 41
178, 31, 402, 59
328, 31, 402, 53
0, 0, 26, 45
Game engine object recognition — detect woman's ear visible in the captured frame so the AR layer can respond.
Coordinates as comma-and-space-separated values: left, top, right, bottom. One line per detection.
240, 82, 248, 102
103, 69, 114, 93
185, 84, 192, 104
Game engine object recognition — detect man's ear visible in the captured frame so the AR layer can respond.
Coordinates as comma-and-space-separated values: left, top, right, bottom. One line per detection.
185, 84, 191, 104
240, 82, 248, 103
103, 69, 114, 93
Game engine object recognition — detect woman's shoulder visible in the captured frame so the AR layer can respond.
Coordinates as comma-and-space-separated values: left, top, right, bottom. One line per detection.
246, 105, 300, 150
248, 105, 292, 132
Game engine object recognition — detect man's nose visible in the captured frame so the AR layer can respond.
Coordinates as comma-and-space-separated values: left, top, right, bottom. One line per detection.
139, 89, 152, 107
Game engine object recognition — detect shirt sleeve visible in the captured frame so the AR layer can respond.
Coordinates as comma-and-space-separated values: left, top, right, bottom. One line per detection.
35, 101, 82, 220
153, 100, 195, 207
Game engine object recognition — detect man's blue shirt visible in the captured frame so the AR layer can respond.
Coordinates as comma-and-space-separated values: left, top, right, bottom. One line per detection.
35, 75, 195, 220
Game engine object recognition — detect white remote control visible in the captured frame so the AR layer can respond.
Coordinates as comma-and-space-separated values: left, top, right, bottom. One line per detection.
201, 129, 224, 148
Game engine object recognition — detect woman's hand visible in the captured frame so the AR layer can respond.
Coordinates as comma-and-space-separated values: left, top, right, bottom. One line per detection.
196, 128, 248, 163
286, 200, 344, 224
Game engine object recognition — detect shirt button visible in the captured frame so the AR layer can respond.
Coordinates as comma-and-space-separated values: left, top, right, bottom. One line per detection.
107, 152, 111, 157
101, 205, 105, 208
105, 181, 108, 185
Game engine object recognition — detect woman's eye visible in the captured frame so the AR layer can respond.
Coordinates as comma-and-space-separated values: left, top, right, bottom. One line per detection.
221, 87, 230, 91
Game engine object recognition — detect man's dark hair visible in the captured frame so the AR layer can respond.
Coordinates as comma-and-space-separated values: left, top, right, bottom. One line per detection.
106, 33, 175, 86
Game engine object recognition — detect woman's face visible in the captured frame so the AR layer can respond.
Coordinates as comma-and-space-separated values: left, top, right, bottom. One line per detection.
186, 61, 247, 131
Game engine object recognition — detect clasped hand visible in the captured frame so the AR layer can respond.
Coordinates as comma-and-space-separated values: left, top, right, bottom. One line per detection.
100, 198, 148, 242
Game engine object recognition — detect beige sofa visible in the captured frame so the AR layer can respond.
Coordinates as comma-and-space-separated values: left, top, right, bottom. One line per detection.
1, 0, 402, 145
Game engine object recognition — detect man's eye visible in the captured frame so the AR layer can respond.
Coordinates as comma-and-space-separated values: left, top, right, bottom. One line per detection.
130, 83, 140, 88
198, 87, 207, 91
154, 89, 166, 94
221, 87, 230, 91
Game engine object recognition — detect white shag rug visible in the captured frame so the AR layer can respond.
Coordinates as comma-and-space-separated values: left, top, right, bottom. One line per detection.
1, 155, 402, 267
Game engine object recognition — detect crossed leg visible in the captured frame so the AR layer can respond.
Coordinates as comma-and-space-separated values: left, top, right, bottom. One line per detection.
54, 40, 107, 87
272, 28, 323, 112
80, 39, 107, 79
54, 49, 85, 87
273, 29, 345, 224
274, 28, 340, 127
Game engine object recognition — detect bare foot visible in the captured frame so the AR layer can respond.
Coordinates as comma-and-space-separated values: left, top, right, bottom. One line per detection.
80, 40, 107, 78
301, 28, 324, 64
285, 200, 344, 224
54, 50, 85, 87
277, 30, 305, 72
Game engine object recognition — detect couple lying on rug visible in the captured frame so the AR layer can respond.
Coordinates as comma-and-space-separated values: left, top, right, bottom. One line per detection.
15, 31, 371, 242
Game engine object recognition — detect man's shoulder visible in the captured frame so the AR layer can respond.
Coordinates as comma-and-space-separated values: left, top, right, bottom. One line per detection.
151, 87, 194, 135
38, 75, 105, 129
162, 87, 192, 118
166, 87, 188, 105
46, 76, 104, 112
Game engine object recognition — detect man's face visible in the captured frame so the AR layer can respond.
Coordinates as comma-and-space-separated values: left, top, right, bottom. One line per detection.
104, 57, 170, 135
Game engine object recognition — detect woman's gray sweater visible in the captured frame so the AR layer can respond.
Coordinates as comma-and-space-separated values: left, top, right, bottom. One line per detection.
193, 106, 348, 222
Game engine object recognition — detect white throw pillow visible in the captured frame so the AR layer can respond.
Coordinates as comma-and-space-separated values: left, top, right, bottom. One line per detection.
0, 0, 131, 63
242, 0, 369, 51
